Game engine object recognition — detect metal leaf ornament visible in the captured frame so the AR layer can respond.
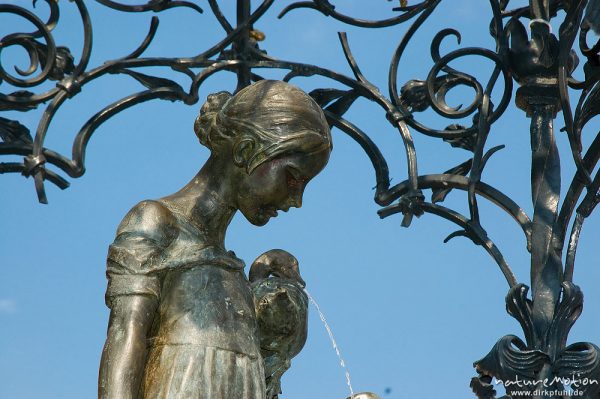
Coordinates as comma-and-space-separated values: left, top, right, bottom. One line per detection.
585, 0, 600, 34
475, 282, 600, 398
0, 117, 33, 145
431, 159, 472, 203
117, 69, 185, 96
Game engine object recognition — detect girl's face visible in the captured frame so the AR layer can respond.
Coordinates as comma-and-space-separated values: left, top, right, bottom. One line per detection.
235, 148, 330, 226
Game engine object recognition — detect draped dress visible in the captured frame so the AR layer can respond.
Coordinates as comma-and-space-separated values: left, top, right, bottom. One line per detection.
105, 200, 266, 399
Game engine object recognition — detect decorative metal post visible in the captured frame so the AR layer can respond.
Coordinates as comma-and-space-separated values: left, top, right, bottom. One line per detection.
2, 0, 600, 397
234, 0, 252, 90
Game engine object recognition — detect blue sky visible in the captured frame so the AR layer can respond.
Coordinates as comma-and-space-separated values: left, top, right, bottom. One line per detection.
1, 1, 600, 398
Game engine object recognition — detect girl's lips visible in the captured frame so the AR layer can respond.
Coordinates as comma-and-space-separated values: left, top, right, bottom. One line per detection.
263, 207, 278, 217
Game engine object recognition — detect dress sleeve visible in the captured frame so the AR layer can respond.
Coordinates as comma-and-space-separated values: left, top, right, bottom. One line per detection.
105, 200, 178, 308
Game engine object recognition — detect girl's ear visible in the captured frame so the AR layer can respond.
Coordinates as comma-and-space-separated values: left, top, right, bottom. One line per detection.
232, 137, 256, 169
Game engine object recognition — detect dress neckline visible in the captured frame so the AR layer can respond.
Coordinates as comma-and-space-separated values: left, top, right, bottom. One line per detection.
157, 199, 246, 271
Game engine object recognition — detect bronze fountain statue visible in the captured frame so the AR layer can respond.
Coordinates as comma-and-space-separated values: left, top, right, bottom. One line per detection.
98, 80, 351, 398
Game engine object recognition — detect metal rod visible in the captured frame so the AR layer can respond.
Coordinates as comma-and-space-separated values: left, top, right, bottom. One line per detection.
235, 0, 252, 91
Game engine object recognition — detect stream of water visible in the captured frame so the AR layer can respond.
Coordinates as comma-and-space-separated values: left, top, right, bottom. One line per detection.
304, 288, 355, 398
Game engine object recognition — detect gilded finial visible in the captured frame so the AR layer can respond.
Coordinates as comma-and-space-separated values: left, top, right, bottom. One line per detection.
250, 29, 266, 42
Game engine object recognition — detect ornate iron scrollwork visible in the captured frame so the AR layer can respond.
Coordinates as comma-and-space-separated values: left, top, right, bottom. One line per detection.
2, 1, 600, 397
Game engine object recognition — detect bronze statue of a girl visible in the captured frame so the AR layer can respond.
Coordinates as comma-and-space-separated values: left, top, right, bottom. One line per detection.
98, 80, 332, 398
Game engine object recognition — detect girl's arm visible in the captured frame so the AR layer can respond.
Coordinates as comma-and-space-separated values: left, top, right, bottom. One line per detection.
98, 200, 177, 398
99, 295, 157, 398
